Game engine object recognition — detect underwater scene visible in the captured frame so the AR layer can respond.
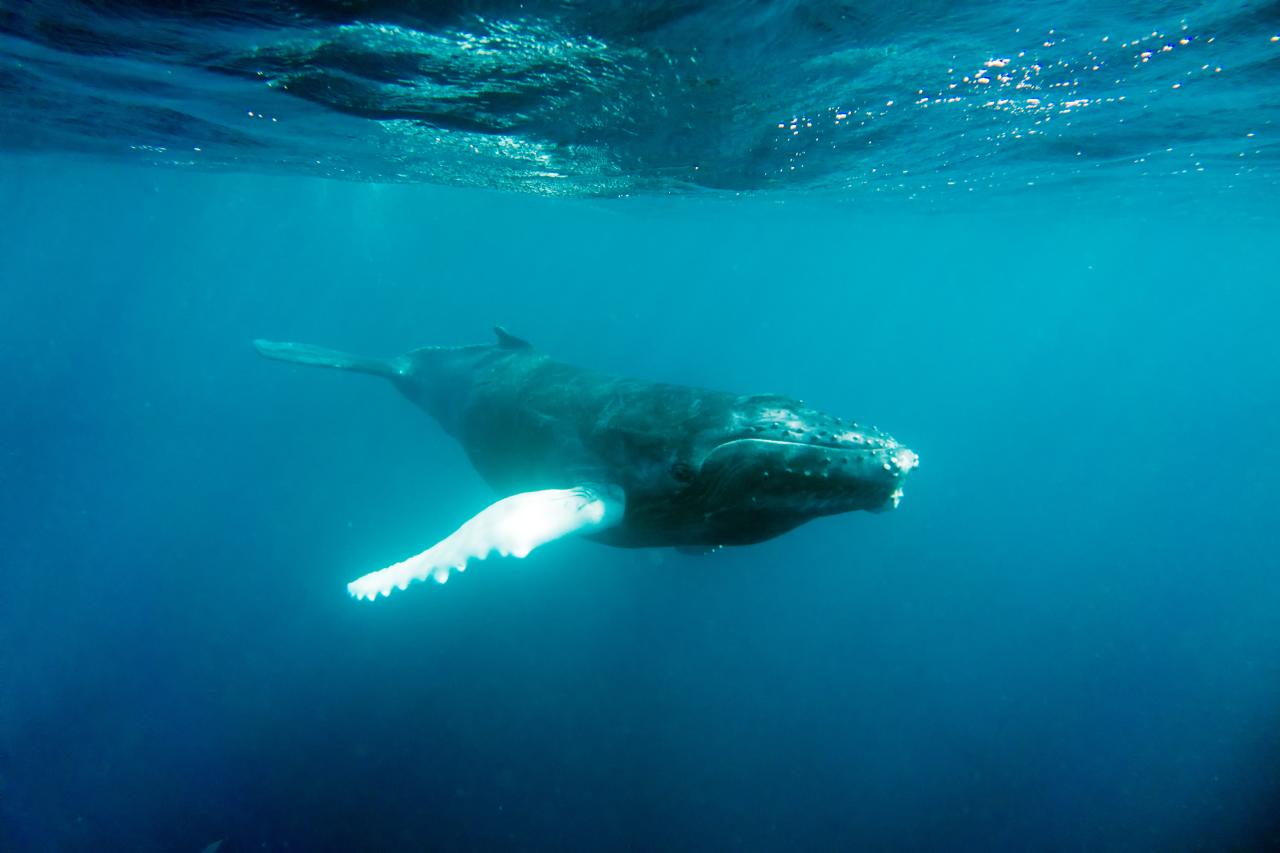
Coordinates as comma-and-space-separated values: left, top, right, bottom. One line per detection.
2, 1, 1279, 850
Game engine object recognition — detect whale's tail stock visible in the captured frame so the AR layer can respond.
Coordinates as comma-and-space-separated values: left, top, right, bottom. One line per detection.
252, 339, 402, 379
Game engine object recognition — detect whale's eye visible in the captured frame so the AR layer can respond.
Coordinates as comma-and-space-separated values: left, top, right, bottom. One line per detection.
670, 461, 695, 483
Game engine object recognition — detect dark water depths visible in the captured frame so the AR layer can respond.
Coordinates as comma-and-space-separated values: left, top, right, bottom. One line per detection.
3, 1, 1279, 198
2, 162, 1278, 850
2, 3, 1280, 851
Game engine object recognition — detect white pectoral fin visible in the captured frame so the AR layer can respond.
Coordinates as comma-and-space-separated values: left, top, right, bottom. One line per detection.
347, 485, 624, 601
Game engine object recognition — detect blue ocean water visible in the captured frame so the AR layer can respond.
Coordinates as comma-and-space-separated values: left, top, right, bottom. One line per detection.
2, 3, 1280, 851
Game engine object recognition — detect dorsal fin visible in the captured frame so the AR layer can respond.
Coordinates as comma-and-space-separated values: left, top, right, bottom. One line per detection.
493, 326, 533, 350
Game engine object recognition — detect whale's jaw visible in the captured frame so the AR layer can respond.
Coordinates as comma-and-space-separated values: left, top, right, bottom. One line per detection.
689, 395, 919, 520
696, 435, 918, 519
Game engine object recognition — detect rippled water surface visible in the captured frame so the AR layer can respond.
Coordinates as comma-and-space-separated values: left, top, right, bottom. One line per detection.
3, 1, 1278, 198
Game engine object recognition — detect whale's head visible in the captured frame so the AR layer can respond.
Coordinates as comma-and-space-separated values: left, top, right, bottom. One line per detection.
676, 395, 917, 543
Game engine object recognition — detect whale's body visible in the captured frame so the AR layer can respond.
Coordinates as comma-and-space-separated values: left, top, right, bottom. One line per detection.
255, 329, 918, 599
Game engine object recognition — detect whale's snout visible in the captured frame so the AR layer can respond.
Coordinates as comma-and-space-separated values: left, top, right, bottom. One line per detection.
697, 435, 917, 517
875, 444, 920, 511
694, 398, 918, 519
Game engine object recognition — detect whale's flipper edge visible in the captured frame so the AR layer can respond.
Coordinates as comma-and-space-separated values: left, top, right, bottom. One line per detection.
253, 339, 401, 379
347, 485, 625, 601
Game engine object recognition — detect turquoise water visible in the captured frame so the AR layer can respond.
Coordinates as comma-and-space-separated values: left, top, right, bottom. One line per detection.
3, 3, 1280, 851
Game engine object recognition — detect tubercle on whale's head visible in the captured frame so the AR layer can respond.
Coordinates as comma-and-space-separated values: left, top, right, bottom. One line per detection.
691, 395, 918, 518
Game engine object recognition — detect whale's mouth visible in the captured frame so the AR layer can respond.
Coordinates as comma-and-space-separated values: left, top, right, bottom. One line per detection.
697, 437, 918, 515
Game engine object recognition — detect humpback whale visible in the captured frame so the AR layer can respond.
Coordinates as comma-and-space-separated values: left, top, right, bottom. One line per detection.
254, 329, 919, 600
